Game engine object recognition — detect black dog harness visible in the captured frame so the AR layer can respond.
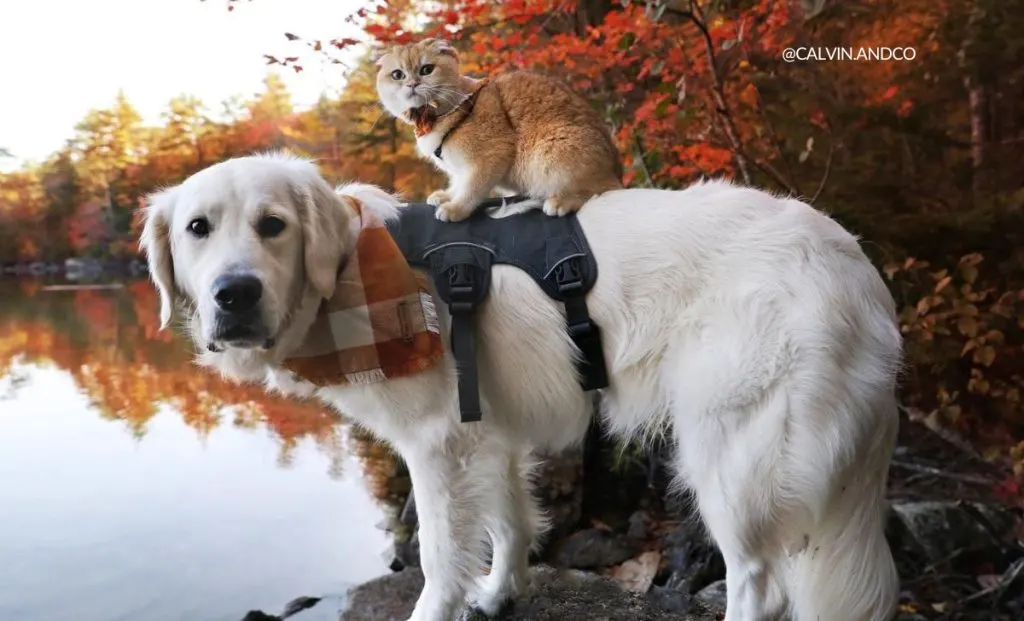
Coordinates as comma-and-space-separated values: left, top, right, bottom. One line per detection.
386, 197, 609, 422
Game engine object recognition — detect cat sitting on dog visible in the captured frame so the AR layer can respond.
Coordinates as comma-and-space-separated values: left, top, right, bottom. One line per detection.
375, 38, 623, 222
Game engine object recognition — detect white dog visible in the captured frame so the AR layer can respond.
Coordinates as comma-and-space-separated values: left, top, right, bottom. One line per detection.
139, 152, 902, 621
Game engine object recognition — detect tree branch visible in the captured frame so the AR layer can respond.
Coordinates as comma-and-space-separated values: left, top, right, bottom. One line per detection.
632, 135, 655, 188
810, 125, 834, 203
672, 1, 752, 185
889, 460, 994, 486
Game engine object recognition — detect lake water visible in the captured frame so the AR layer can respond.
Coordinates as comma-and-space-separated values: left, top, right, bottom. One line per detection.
0, 280, 404, 621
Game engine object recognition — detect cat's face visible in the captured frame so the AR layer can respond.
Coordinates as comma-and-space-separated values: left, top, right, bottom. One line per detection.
375, 39, 461, 120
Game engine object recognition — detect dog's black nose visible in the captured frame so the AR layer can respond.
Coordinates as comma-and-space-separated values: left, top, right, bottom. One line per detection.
213, 274, 263, 313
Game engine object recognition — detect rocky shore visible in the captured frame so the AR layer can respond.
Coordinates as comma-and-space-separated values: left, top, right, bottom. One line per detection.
241, 412, 1024, 620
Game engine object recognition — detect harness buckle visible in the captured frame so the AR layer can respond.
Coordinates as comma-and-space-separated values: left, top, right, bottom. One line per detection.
447, 264, 477, 306
567, 319, 595, 339
553, 258, 585, 295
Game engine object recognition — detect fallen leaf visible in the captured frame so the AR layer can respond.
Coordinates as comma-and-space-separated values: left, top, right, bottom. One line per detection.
611, 551, 661, 593
591, 519, 613, 532
977, 573, 1001, 590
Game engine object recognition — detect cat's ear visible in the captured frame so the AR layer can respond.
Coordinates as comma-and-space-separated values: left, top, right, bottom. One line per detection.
371, 45, 392, 67
426, 38, 458, 60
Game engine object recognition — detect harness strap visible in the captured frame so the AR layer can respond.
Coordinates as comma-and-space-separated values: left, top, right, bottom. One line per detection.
432, 80, 489, 160
427, 245, 492, 423
553, 258, 610, 392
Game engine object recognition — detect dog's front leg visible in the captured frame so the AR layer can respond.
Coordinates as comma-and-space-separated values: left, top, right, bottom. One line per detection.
403, 445, 485, 621
469, 446, 542, 616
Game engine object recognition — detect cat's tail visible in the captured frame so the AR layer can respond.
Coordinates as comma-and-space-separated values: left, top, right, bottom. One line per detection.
486, 196, 544, 218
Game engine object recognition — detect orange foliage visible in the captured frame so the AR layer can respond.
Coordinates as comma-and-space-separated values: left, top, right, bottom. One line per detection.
0, 283, 386, 481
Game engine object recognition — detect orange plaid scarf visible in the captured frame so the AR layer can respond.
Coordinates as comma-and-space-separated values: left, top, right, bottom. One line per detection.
280, 203, 445, 386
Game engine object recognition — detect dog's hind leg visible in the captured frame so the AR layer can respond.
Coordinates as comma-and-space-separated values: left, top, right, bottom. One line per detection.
469, 446, 547, 616
671, 394, 794, 621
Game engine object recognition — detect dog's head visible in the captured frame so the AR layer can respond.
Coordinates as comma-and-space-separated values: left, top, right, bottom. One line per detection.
138, 152, 394, 374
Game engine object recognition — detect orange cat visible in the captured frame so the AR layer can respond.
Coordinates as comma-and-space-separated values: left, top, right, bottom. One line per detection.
375, 38, 623, 222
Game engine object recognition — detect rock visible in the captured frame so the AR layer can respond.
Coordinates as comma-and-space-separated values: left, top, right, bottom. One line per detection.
399, 493, 417, 527
627, 510, 649, 540
392, 529, 421, 571
238, 595, 342, 621
340, 566, 718, 620
532, 448, 585, 545
657, 518, 725, 593
693, 579, 727, 611
280, 596, 321, 618
647, 585, 693, 614
552, 528, 639, 570
888, 500, 1021, 566
285, 595, 350, 621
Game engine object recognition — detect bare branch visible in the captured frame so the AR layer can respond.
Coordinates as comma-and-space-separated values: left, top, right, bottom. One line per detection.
810, 125, 834, 203
889, 460, 994, 486
670, 1, 752, 185
632, 135, 655, 188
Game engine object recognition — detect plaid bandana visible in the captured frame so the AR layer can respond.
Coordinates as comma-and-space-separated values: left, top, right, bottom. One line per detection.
280, 202, 445, 386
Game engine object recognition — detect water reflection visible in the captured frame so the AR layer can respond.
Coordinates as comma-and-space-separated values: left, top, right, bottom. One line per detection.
0, 280, 408, 621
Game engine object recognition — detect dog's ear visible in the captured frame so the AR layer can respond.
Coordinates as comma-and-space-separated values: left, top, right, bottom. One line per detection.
139, 187, 178, 330
289, 169, 352, 301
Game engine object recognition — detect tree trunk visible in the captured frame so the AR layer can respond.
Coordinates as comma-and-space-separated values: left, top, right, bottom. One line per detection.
959, 0, 992, 199
966, 80, 987, 176
575, 0, 615, 34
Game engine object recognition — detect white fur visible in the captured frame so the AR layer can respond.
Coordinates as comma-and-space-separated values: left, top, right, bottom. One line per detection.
140, 152, 902, 621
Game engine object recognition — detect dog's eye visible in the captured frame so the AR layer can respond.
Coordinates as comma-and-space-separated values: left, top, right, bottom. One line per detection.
257, 215, 286, 238
391, 69, 405, 80
188, 217, 210, 238
419, 64, 434, 76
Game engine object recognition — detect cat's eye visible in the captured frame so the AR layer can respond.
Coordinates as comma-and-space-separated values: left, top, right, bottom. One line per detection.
187, 217, 210, 238
391, 69, 404, 80
257, 215, 286, 238
419, 64, 435, 76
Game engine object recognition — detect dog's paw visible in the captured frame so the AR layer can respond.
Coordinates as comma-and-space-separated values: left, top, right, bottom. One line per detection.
426, 189, 451, 207
542, 195, 585, 217
434, 200, 474, 223
467, 572, 521, 617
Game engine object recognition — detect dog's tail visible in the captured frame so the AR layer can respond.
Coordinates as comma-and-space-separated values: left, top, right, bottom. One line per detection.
788, 462, 899, 621
335, 182, 403, 221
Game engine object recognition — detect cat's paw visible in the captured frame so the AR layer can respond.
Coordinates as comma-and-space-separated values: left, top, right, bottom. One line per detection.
435, 200, 474, 222
542, 195, 586, 217
426, 189, 451, 207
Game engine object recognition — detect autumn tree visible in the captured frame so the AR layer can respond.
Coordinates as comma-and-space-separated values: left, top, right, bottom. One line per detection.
70, 91, 146, 238
38, 150, 80, 260
156, 95, 213, 171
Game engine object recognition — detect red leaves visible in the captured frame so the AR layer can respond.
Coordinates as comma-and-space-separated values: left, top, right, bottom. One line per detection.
994, 476, 1022, 501
331, 37, 360, 50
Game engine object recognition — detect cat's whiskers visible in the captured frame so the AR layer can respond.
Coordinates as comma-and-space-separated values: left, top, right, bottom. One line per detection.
421, 85, 474, 116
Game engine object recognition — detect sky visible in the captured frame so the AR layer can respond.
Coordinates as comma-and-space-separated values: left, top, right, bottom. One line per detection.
0, 0, 368, 172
